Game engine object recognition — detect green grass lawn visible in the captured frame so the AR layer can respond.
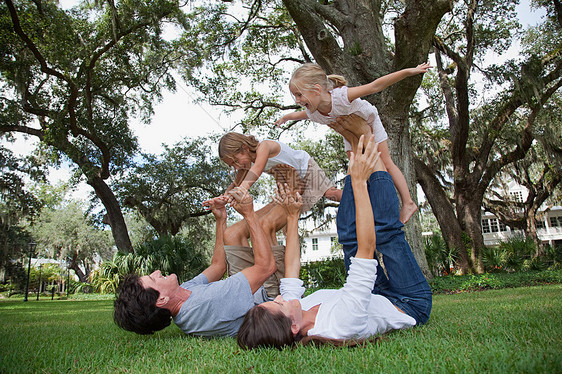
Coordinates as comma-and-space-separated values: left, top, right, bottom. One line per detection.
1, 285, 561, 373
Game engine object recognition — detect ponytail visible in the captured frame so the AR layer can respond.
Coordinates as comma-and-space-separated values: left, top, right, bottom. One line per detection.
290, 63, 348, 92
327, 74, 347, 88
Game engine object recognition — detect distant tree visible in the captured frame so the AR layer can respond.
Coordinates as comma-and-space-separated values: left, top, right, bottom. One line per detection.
483, 106, 562, 255
114, 137, 230, 236
0, 145, 45, 272
0, 0, 187, 252
33, 201, 113, 282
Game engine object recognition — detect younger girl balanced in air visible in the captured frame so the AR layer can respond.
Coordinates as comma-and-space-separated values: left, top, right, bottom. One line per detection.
216, 132, 342, 212
275, 63, 431, 223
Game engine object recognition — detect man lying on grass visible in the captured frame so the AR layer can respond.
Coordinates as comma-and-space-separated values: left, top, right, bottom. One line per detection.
114, 187, 278, 337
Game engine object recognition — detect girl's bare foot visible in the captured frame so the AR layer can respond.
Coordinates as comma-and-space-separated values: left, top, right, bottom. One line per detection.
400, 200, 418, 224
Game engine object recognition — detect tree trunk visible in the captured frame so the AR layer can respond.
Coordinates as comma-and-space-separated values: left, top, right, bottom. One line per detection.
416, 158, 471, 274
457, 201, 485, 274
387, 120, 431, 278
526, 210, 544, 257
69, 252, 88, 283
88, 176, 133, 253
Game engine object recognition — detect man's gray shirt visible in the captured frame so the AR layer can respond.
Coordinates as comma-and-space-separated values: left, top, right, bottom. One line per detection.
173, 272, 270, 337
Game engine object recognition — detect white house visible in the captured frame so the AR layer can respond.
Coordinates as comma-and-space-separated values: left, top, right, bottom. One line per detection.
277, 214, 341, 263
480, 180, 562, 246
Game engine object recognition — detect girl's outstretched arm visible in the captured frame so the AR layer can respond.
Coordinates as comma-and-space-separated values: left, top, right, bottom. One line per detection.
238, 140, 280, 191
275, 110, 309, 127
273, 183, 303, 278
346, 63, 432, 102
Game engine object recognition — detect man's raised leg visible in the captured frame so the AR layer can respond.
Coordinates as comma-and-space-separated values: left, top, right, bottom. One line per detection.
224, 202, 287, 298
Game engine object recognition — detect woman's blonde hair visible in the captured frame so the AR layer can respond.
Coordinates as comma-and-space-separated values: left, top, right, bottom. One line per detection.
218, 132, 260, 160
289, 63, 348, 93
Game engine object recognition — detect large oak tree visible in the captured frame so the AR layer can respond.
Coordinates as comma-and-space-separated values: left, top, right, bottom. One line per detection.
0, 0, 186, 252
179, 0, 454, 277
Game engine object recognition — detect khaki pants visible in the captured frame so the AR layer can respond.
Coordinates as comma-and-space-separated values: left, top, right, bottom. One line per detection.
224, 244, 285, 298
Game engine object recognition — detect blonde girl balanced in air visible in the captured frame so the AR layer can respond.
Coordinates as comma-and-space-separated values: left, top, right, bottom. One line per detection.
275, 63, 431, 223
216, 132, 341, 208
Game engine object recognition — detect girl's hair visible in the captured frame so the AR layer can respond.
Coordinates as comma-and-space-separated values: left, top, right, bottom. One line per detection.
289, 63, 348, 92
237, 305, 382, 350
218, 132, 260, 160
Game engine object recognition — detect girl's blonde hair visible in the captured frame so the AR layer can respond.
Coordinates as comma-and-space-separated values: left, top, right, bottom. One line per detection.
289, 63, 348, 92
218, 132, 260, 160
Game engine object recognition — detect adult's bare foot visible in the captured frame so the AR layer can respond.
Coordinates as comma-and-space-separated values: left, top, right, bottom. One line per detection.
329, 114, 372, 153
337, 114, 372, 138
269, 164, 305, 195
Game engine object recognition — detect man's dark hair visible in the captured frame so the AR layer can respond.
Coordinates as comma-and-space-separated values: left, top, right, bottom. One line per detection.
113, 274, 172, 335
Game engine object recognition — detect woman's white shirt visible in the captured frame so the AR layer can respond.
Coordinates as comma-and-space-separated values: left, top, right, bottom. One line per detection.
279, 257, 416, 340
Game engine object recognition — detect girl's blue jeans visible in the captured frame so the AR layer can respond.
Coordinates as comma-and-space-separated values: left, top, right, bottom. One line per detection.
336, 171, 432, 325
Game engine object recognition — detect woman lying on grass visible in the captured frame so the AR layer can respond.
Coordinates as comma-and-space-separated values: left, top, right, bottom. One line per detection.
237, 135, 431, 349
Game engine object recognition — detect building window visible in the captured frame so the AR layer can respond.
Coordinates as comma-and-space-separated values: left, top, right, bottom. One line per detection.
550, 216, 561, 227
331, 236, 336, 245
482, 219, 490, 234
536, 219, 545, 229
498, 221, 507, 232
510, 191, 523, 202
312, 238, 318, 251
490, 218, 499, 233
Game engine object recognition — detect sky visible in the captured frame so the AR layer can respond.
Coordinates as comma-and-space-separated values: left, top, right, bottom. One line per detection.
2, 0, 547, 202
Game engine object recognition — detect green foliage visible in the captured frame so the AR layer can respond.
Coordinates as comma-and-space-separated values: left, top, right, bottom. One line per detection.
134, 235, 210, 283
32, 200, 113, 280
0, 146, 45, 270
300, 257, 346, 291
429, 269, 562, 294
178, 1, 298, 130
424, 231, 456, 276
89, 252, 149, 295
496, 235, 536, 271
90, 235, 210, 294
0, 261, 26, 291
114, 137, 230, 236
481, 236, 559, 273
1, 0, 190, 252
412, 0, 562, 275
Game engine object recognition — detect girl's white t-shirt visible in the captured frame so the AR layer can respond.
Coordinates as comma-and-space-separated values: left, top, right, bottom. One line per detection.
263, 140, 310, 180
305, 86, 388, 152
280, 257, 415, 340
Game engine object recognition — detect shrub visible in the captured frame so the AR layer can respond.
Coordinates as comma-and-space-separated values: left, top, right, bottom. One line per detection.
90, 235, 210, 294
300, 257, 346, 291
499, 235, 536, 271
428, 269, 562, 293
481, 245, 508, 272
424, 231, 456, 276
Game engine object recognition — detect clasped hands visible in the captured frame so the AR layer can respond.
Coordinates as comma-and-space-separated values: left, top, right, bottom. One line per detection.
203, 186, 254, 219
